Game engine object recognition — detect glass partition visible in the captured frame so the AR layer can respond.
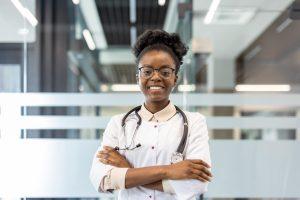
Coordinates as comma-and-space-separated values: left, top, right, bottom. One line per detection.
0, 0, 300, 199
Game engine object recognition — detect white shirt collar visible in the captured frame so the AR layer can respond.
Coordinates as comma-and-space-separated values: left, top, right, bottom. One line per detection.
138, 101, 177, 122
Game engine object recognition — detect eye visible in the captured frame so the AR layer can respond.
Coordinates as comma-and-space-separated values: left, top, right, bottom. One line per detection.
161, 71, 170, 76
160, 68, 172, 77
142, 68, 153, 76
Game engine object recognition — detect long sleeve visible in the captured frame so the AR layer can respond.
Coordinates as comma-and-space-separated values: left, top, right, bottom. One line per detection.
168, 113, 211, 199
89, 116, 121, 193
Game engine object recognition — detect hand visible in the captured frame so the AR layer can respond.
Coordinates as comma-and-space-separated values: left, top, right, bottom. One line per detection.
165, 159, 213, 182
97, 146, 133, 168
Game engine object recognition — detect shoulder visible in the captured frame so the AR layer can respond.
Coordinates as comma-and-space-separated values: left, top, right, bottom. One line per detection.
110, 113, 126, 122
182, 110, 207, 126
182, 111, 209, 142
109, 111, 136, 125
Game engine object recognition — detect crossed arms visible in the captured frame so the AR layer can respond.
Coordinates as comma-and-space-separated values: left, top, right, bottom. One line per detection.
97, 146, 212, 191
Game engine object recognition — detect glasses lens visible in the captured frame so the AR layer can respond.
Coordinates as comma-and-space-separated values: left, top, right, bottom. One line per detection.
159, 68, 173, 78
140, 67, 153, 78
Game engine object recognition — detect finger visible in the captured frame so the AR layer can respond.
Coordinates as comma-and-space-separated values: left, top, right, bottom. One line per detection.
190, 159, 211, 168
102, 148, 119, 156
99, 158, 110, 164
100, 157, 118, 166
100, 149, 110, 154
97, 153, 109, 159
104, 157, 120, 167
189, 159, 211, 168
103, 146, 115, 151
101, 150, 116, 156
97, 152, 102, 157
97, 151, 105, 155
192, 164, 213, 177
191, 169, 211, 182
197, 174, 209, 183
191, 173, 208, 182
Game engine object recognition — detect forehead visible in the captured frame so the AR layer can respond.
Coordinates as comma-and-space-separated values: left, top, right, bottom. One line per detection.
139, 50, 176, 66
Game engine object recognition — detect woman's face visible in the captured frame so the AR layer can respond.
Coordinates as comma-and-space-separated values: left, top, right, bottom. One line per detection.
137, 50, 177, 104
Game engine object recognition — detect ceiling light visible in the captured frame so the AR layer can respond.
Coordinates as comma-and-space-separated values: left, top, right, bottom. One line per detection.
100, 84, 109, 92
18, 28, 29, 35
11, 0, 38, 27
245, 45, 261, 61
82, 29, 96, 50
72, 0, 80, 5
111, 84, 140, 92
129, 0, 136, 23
178, 84, 196, 92
79, 0, 107, 49
130, 26, 137, 47
276, 18, 292, 33
204, 0, 221, 24
235, 84, 291, 92
158, 0, 166, 6
210, 7, 256, 25
79, 85, 84, 92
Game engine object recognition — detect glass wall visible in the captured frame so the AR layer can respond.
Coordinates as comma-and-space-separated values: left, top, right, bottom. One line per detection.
0, 0, 300, 199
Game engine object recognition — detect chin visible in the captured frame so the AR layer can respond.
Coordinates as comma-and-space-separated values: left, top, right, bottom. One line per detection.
147, 95, 168, 103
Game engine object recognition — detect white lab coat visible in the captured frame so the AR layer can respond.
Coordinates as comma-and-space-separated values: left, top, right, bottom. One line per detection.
90, 110, 211, 200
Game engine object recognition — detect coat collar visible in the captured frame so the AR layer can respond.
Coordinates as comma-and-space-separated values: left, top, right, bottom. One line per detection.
138, 101, 177, 122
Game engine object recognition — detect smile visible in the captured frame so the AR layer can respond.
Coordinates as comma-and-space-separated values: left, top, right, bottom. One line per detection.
147, 86, 164, 90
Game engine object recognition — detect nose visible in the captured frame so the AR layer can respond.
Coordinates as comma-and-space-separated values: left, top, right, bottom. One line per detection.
150, 70, 162, 81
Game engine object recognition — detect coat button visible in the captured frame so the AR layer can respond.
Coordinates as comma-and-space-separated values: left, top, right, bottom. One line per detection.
154, 125, 157, 128
151, 146, 155, 149
149, 195, 152, 198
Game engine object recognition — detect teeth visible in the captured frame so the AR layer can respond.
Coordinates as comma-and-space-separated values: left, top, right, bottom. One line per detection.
149, 86, 163, 90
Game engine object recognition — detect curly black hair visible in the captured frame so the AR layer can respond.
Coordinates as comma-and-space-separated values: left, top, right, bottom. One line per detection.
132, 29, 188, 74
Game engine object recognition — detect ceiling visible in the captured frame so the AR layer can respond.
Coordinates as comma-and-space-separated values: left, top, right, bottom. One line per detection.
0, 0, 36, 43
193, 0, 294, 59
0, 0, 296, 88
95, 0, 169, 46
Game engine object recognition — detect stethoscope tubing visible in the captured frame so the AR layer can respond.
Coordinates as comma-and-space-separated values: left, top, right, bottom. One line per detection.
119, 105, 189, 155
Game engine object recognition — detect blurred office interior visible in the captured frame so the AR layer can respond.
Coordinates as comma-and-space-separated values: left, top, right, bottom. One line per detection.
0, 0, 300, 199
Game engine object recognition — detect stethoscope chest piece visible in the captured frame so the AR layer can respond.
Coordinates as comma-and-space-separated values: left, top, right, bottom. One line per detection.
171, 152, 184, 164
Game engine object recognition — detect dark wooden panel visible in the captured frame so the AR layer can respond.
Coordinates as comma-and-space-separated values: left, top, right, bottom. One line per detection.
236, 8, 300, 85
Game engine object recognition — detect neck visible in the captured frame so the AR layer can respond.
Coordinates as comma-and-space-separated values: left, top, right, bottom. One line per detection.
144, 100, 169, 114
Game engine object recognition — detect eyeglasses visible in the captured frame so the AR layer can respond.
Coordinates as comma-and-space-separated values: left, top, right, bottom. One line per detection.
138, 66, 176, 79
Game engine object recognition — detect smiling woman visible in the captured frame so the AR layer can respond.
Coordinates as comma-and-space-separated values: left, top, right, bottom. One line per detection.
89, 29, 212, 200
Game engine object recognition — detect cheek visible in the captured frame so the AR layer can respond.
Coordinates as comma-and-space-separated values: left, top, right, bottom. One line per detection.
168, 80, 176, 89
138, 79, 147, 91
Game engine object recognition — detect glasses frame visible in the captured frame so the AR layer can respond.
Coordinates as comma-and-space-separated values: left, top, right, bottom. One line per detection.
138, 66, 176, 79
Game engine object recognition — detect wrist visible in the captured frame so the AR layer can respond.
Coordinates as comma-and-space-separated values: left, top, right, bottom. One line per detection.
160, 165, 170, 179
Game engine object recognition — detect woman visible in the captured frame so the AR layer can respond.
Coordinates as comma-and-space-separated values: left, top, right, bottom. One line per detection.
90, 29, 212, 200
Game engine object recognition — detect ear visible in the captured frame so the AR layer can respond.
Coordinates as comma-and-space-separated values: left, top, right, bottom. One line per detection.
174, 75, 178, 86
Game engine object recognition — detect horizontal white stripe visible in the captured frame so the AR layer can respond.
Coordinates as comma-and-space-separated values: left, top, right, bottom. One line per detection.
0, 116, 299, 129
235, 84, 291, 92
1, 93, 300, 106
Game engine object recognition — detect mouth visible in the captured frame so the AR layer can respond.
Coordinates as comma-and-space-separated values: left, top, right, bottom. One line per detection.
147, 86, 165, 91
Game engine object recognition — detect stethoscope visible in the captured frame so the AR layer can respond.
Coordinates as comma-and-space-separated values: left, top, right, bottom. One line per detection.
114, 105, 189, 163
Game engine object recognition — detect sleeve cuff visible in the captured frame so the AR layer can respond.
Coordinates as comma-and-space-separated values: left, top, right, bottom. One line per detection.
110, 167, 129, 190
162, 179, 175, 194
